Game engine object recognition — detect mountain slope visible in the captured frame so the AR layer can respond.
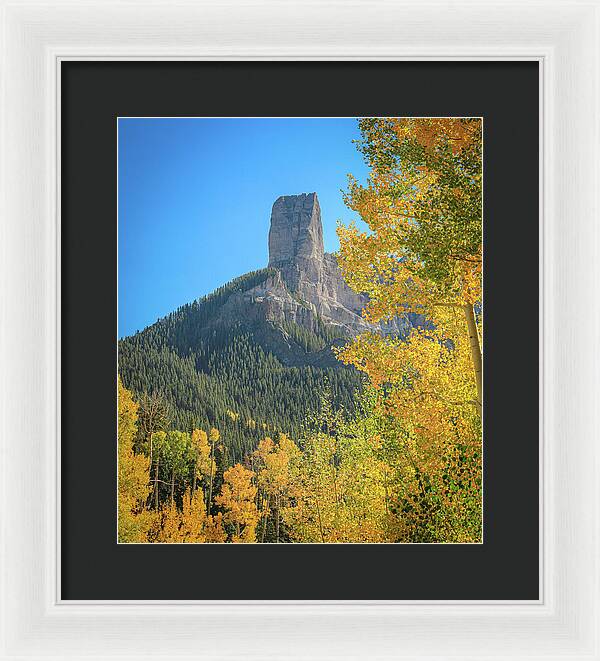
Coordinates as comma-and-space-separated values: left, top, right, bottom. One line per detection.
118, 193, 415, 462
119, 270, 365, 461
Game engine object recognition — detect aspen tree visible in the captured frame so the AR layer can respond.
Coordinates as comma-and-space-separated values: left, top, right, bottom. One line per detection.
215, 464, 259, 543
117, 378, 153, 542
338, 117, 483, 414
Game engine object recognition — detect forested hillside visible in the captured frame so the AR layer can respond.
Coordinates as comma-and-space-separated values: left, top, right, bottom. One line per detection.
118, 268, 363, 462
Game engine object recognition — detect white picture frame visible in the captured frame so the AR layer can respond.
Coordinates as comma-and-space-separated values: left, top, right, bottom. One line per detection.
1, 0, 598, 658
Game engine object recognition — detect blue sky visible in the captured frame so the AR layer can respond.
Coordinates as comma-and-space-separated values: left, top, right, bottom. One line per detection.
118, 117, 370, 338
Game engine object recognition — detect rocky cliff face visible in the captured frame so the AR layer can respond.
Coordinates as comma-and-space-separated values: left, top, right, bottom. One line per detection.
240, 192, 410, 337
207, 192, 413, 368
268, 193, 324, 272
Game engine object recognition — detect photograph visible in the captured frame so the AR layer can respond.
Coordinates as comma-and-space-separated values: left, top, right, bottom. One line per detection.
5, 0, 599, 653
117, 116, 483, 544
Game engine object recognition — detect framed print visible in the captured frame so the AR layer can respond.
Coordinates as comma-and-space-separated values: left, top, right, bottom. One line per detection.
61, 61, 538, 601
1, 1, 599, 659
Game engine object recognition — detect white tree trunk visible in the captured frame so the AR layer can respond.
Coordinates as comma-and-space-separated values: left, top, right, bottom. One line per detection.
463, 304, 483, 417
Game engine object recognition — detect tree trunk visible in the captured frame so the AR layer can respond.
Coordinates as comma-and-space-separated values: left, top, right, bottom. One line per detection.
261, 495, 269, 543
191, 458, 197, 501
207, 439, 215, 512
207, 464, 214, 513
384, 474, 389, 516
154, 458, 160, 510
463, 304, 483, 417
275, 494, 280, 544
315, 497, 326, 543
170, 469, 175, 506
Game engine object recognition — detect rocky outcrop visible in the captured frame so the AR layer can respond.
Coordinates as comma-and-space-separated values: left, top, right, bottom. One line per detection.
268, 193, 324, 271
263, 192, 410, 337
203, 192, 414, 367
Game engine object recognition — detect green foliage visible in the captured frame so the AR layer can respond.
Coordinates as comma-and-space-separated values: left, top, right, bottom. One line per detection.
280, 316, 343, 354
119, 269, 362, 464
353, 117, 482, 295
393, 443, 482, 543
118, 378, 481, 544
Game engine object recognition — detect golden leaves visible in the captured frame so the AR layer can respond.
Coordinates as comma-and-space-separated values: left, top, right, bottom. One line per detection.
118, 378, 155, 543
391, 117, 481, 155
216, 463, 259, 543
331, 117, 483, 541
340, 117, 482, 317
156, 490, 226, 543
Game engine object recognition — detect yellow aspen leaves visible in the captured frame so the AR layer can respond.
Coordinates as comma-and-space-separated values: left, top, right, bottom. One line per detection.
117, 377, 155, 543
156, 489, 226, 543
216, 463, 259, 543
191, 428, 214, 485
333, 117, 483, 541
